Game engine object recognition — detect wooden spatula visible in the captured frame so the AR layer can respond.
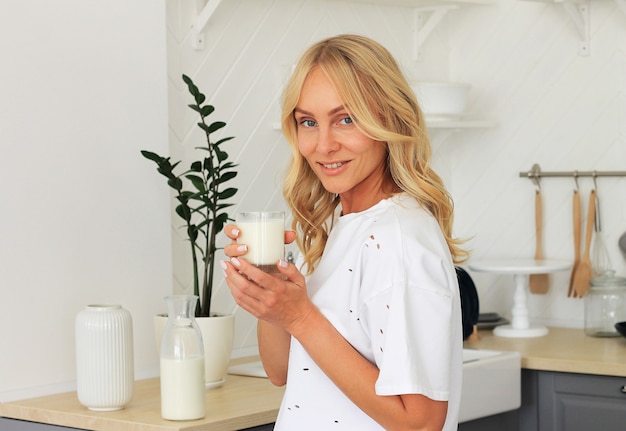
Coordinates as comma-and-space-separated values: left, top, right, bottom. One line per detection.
567, 190, 581, 298
529, 189, 550, 293
573, 189, 596, 297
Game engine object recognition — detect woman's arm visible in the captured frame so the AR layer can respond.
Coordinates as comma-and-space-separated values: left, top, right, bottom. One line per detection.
257, 320, 290, 386
222, 257, 447, 431
222, 224, 294, 386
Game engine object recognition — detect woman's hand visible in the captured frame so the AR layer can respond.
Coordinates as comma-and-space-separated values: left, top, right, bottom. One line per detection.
221, 256, 313, 334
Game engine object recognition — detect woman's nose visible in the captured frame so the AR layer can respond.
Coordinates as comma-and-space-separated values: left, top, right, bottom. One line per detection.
316, 126, 340, 154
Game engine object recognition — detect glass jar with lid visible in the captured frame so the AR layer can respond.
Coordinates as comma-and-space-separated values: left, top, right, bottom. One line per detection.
584, 270, 626, 337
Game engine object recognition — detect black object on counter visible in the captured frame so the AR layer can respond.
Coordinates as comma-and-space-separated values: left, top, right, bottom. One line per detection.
456, 266, 479, 340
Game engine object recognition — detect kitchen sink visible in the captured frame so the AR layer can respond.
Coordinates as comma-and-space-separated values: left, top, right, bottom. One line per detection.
229, 348, 521, 423
460, 348, 521, 423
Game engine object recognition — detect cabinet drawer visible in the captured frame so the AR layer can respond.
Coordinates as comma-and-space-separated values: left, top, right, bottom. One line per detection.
552, 372, 626, 399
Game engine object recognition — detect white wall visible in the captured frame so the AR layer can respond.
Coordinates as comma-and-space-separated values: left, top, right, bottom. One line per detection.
167, 0, 626, 354
445, 0, 626, 327
0, 0, 171, 401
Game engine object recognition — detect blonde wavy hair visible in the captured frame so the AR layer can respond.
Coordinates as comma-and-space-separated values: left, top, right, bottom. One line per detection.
282, 34, 468, 274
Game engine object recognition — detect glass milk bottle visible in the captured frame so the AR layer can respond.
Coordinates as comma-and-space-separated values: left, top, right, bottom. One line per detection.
160, 295, 206, 420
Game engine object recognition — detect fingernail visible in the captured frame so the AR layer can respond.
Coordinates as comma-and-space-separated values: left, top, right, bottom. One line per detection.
231, 257, 241, 267
220, 260, 228, 270
237, 244, 248, 252
232, 228, 240, 237
279, 259, 288, 268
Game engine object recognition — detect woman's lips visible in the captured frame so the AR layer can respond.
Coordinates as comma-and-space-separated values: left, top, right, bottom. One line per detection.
317, 160, 349, 175
321, 161, 345, 169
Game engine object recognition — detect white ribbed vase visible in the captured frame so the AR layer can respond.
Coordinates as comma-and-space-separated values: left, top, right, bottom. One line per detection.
75, 304, 134, 411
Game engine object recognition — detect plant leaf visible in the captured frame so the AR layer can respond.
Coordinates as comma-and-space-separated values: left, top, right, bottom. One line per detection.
201, 105, 215, 117
215, 136, 235, 146
219, 188, 237, 199
187, 225, 199, 241
167, 177, 183, 190
140, 150, 163, 162
208, 121, 226, 134
197, 122, 210, 134
186, 174, 206, 191
214, 213, 229, 232
215, 147, 228, 162
221, 162, 238, 170
218, 171, 237, 183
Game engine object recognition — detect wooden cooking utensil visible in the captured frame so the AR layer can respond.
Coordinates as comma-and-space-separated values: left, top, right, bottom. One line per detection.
573, 189, 596, 297
529, 189, 550, 293
567, 190, 581, 298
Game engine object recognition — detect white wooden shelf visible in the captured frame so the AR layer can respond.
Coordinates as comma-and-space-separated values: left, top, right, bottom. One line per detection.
192, 0, 223, 50
519, 0, 624, 56
349, 0, 496, 60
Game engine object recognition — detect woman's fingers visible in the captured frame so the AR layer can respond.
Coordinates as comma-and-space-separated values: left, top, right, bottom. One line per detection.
276, 258, 306, 288
224, 223, 239, 240
221, 259, 267, 317
223, 243, 247, 258
284, 230, 296, 244
223, 224, 245, 258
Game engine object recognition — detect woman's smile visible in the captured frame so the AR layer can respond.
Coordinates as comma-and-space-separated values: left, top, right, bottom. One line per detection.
319, 160, 349, 171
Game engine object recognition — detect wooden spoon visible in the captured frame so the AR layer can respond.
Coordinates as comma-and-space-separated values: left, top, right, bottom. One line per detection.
529, 189, 550, 293
567, 190, 581, 297
573, 189, 596, 297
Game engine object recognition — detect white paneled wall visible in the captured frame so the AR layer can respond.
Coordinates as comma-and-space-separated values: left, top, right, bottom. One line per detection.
166, 0, 626, 353
0, 0, 170, 400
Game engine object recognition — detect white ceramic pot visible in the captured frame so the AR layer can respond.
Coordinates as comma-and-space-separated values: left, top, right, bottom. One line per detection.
75, 304, 134, 411
155, 313, 234, 389
411, 81, 471, 117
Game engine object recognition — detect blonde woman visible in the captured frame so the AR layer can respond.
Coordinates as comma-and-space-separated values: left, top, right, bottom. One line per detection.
222, 34, 467, 431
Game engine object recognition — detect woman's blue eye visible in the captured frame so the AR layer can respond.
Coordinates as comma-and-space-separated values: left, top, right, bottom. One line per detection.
339, 117, 353, 125
300, 119, 317, 127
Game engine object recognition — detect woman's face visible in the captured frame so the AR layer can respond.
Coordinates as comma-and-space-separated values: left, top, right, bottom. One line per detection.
294, 67, 390, 213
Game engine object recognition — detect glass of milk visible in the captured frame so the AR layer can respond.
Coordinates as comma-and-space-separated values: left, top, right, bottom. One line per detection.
236, 211, 285, 272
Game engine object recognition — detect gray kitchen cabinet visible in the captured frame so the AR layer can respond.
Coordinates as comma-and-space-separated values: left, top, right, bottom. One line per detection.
537, 371, 626, 431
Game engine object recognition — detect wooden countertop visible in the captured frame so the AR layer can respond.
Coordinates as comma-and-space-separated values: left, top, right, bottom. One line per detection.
464, 326, 626, 377
3, 327, 626, 431
0, 371, 285, 431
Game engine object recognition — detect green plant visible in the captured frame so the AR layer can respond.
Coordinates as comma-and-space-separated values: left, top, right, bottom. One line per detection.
141, 74, 238, 317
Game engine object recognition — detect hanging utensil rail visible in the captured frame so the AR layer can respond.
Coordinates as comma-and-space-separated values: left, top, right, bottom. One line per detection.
520, 163, 626, 183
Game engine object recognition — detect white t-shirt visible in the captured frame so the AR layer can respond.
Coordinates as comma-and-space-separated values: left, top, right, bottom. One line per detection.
274, 194, 463, 431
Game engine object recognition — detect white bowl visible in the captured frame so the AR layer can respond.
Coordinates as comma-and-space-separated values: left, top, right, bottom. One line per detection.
411, 81, 471, 116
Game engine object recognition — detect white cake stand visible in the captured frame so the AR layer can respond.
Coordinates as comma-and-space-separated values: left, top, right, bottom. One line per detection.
468, 259, 572, 338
